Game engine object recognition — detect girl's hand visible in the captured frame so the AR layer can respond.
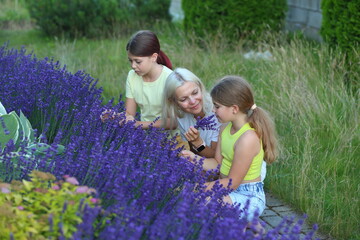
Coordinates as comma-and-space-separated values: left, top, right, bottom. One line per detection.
184, 126, 203, 147
119, 112, 136, 125
125, 112, 135, 121
181, 150, 198, 163
100, 109, 119, 122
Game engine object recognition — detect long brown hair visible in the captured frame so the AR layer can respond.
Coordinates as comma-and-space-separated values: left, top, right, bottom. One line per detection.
211, 76, 278, 163
126, 30, 172, 69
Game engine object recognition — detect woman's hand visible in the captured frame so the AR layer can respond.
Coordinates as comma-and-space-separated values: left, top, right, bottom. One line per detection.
184, 126, 203, 148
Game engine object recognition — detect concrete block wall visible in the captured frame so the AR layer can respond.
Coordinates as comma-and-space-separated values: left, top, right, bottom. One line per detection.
169, 0, 323, 42
286, 0, 323, 41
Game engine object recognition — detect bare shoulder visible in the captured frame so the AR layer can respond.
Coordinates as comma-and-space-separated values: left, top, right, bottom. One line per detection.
235, 129, 261, 149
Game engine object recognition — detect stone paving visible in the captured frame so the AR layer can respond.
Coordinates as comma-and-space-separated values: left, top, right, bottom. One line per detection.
261, 192, 334, 240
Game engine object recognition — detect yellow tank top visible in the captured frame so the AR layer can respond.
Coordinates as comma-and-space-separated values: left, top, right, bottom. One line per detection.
220, 122, 263, 180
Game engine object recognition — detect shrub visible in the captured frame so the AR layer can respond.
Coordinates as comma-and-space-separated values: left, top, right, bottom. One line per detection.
0, 43, 103, 143
0, 170, 105, 239
321, 0, 360, 90
25, 0, 127, 38
25, 0, 172, 38
0, 0, 31, 29
126, 0, 172, 23
182, 0, 287, 44
321, 0, 360, 52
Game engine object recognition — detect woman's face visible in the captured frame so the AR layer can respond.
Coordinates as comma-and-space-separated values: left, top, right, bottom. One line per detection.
175, 81, 203, 116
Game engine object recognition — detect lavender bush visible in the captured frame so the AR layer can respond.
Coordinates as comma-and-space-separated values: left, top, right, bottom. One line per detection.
0, 43, 319, 239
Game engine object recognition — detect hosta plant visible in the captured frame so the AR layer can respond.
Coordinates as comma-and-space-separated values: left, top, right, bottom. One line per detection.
0, 170, 105, 239
0, 101, 64, 180
0, 101, 64, 154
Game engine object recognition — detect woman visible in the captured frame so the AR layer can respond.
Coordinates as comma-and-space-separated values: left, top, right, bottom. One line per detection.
162, 68, 221, 157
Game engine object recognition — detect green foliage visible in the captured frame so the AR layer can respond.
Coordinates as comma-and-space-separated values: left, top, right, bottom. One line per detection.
25, 0, 124, 38
321, 0, 360, 90
0, 101, 65, 180
25, 0, 172, 38
321, 0, 360, 52
127, 0, 172, 23
182, 0, 287, 44
0, 0, 31, 24
0, 170, 100, 239
0, 101, 64, 154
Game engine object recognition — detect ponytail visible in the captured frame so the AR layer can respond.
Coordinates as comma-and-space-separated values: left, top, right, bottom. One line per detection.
158, 50, 173, 70
211, 75, 278, 164
247, 107, 278, 164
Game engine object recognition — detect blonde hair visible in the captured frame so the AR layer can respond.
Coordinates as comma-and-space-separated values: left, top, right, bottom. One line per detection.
211, 76, 278, 163
162, 68, 213, 129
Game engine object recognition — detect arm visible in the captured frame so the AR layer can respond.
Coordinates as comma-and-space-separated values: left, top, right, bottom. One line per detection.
181, 126, 224, 171
125, 97, 177, 129
205, 130, 261, 191
184, 126, 217, 158
134, 117, 177, 130
125, 97, 137, 117
181, 150, 220, 171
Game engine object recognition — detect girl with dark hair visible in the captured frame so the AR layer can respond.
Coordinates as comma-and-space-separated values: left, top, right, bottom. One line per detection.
182, 75, 278, 222
111, 30, 174, 129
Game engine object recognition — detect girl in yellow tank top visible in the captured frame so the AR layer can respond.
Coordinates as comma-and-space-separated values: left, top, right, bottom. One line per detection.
182, 75, 278, 226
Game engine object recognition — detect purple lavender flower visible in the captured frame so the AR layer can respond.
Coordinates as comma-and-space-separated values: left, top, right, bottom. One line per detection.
194, 114, 217, 130
0, 43, 319, 239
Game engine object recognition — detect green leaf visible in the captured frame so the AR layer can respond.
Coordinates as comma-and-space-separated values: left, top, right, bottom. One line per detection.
0, 114, 19, 151
27, 143, 50, 155
55, 144, 65, 154
0, 102, 7, 115
27, 143, 65, 155
10, 111, 25, 146
22, 180, 33, 191
19, 111, 34, 141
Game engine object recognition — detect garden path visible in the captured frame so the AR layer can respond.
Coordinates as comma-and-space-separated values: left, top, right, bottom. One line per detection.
262, 192, 334, 240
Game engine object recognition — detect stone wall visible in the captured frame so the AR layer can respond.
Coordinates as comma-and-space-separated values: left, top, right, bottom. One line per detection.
169, 0, 323, 41
286, 0, 323, 41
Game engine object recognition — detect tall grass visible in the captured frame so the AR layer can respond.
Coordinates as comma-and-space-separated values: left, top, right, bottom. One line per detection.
1, 23, 359, 239
256, 41, 359, 239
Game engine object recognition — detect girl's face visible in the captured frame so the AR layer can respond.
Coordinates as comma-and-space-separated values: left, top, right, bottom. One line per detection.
175, 81, 203, 116
127, 52, 157, 76
212, 101, 234, 123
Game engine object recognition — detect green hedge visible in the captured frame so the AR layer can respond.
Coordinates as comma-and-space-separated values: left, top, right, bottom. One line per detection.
26, 0, 171, 38
321, 0, 360, 91
182, 0, 287, 43
321, 0, 360, 52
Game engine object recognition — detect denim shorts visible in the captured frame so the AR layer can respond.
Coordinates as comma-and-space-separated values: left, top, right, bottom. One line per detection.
229, 182, 266, 221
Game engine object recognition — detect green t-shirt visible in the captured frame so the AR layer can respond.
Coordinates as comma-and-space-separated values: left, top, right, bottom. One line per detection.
125, 66, 172, 122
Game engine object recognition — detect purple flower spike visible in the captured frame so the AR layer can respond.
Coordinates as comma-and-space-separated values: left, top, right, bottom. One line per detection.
194, 114, 217, 130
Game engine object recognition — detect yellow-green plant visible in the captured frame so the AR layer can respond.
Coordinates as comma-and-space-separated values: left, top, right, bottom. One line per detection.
0, 170, 100, 239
